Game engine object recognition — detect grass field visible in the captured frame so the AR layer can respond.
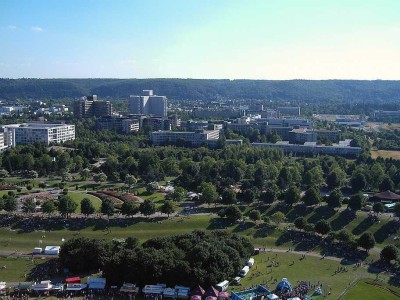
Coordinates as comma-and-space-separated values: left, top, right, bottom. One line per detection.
235, 252, 393, 300
371, 150, 400, 160
0, 256, 36, 282
343, 279, 400, 300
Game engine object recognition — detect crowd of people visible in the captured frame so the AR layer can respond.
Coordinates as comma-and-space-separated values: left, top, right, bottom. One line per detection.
275, 281, 312, 300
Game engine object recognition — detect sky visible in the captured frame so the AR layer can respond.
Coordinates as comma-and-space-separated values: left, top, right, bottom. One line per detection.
0, 0, 399, 79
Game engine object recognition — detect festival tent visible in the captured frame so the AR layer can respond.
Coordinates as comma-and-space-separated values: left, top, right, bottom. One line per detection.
191, 285, 205, 296
66, 283, 87, 291
53, 283, 64, 292
87, 277, 106, 290
205, 286, 219, 298
276, 278, 292, 293
120, 283, 139, 295
31, 280, 53, 291
163, 288, 177, 298
0, 282, 7, 295
33, 247, 42, 254
218, 292, 230, 299
44, 246, 60, 255
14, 283, 32, 293
142, 284, 165, 296
65, 277, 81, 284
175, 285, 190, 298
288, 298, 301, 300
267, 294, 279, 300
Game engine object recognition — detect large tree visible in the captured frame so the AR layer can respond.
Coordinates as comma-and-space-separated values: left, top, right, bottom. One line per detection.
139, 199, 156, 217
350, 172, 367, 192
248, 210, 261, 222
224, 205, 242, 221
221, 189, 237, 205
121, 199, 139, 217
348, 193, 363, 211
42, 200, 56, 215
284, 184, 301, 206
303, 186, 321, 206
4, 197, 18, 213
358, 232, 376, 253
160, 201, 175, 217
22, 199, 36, 214
81, 198, 96, 217
124, 174, 138, 190
327, 189, 342, 209
261, 183, 280, 204
170, 187, 186, 202
315, 220, 331, 235
380, 245, 398, 263
101, 198, 115, 218
58, 195, 77, 218
199, 182, 218, 206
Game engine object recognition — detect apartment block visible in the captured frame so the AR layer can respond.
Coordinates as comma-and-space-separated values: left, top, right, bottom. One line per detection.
73, 95, 112, 118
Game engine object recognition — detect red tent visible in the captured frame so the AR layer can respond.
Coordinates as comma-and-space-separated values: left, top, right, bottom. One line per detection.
65, 277, 81, 284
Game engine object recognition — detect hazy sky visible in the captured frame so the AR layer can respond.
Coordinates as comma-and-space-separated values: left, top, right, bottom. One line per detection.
1, 0, 399, 79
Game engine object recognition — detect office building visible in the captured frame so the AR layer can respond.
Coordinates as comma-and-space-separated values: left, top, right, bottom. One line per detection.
128, 90, 167, 117
95, 116, 139, 133
0, 122, 75, 147
252, 139, 362, 157
277, 107, 301, 116
150, 129, 220, 147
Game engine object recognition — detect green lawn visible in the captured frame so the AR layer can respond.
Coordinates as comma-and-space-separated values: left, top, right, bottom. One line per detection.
67, 192, 102, 213
0, 256, 36, 281
344, 279, 400, 300
0, 215, 213, 252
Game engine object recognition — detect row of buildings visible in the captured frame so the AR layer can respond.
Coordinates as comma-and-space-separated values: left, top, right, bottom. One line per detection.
73, 90, 168, 118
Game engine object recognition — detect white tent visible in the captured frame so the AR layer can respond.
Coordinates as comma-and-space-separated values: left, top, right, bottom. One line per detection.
44, 246, 60, 255
33, 247, 42, 254
0, 282, 7, 295
267, 294, 279, 300
32, 281, 53, 291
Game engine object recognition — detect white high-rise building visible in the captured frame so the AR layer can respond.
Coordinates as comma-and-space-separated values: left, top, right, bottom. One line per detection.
128, 90, 167, 117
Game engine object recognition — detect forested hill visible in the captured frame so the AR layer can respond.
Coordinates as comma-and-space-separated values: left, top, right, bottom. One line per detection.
1, 78, 400, 103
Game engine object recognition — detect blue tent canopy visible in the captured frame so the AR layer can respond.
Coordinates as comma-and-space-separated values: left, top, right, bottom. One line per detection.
276, 278, 292, 292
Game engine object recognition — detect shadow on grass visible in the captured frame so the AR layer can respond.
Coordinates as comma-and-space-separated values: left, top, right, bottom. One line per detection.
352, 216, 376, 235
285, 204, 313, 222
330, 209, 356, 231
275, 230, 321, 251
307, 206, 336, 224
207, 218, 236, 230
374, 220, 400, 243
253, 224, 277, 238
232, 222, 255, 233
27, 258, 59, 281
267, 202, 291, 216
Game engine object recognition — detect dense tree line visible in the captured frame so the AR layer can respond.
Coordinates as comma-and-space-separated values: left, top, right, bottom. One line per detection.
59, 231, 253, 287
2, 79, 400, 106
